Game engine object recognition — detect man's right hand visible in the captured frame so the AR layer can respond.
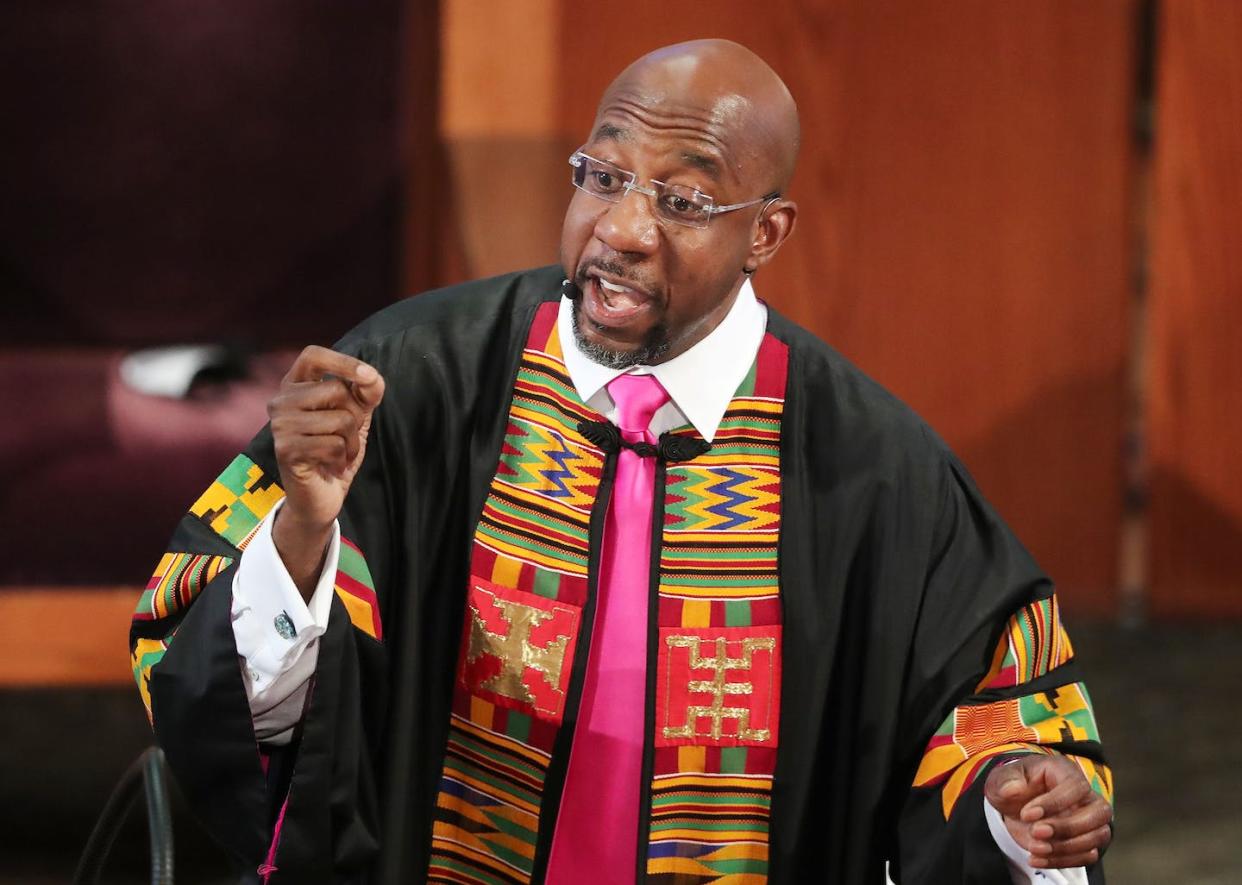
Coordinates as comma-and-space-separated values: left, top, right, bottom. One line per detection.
267, 345, 386, 600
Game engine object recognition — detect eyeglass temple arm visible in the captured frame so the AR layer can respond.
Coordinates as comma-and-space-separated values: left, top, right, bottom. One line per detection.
713, 192, 782, 214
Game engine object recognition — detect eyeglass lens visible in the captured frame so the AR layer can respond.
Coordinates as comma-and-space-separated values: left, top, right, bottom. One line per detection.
571, 154, 715, 228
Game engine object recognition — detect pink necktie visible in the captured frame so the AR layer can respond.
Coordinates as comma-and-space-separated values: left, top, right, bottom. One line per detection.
546, 374, 669, 884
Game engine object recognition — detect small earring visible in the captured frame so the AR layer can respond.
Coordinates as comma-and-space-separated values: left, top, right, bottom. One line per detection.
742, 266, 755, 276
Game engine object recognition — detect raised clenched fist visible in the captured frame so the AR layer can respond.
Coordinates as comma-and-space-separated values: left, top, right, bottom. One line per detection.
266, 345, 386, 598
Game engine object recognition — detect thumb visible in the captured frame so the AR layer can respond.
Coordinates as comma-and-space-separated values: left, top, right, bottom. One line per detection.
985, 758, 1037, 818
351, 363, 386, 410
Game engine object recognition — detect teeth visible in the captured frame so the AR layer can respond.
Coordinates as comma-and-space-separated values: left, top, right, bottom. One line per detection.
598, 278, 633, 294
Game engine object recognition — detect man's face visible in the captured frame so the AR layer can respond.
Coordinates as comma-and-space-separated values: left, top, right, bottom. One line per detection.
560, 91, 770, 367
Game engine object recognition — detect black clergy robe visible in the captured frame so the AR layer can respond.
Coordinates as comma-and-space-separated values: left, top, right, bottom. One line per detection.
129, 264, 1110, 883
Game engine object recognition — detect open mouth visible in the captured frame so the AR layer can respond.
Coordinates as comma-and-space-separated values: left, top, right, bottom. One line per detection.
581, 273, 654, 327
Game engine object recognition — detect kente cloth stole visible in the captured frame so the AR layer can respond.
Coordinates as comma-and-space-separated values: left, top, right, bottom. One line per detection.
131, 454, 382, 723
912, 595, 1114, 818
430, 300, 789, 884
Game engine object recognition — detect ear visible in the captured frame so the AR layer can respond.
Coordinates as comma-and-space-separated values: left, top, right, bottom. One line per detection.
743, 199, 798, 274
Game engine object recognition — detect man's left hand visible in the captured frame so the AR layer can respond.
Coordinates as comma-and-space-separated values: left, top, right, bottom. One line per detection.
984, 754, 1113, 869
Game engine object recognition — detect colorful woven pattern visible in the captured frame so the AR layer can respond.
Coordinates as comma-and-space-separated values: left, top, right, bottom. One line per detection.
909, 595, 1093, 819
130, 454, 283, 720
335, 536, 382, 640
647, 333, 789, 883
431, 303, 605, 884
977, 596, 1074, 690
133, 447, 384, 723
130, 636, 171, 723
1071, 755, 1116, 806
664, 466, 782, 533
133, 552, 234, 623
647, 773, 772, 881
914, 680, 1110, 818
188, 453, 285, 548
431, 703, 554, 884
659, 348, 785, 603
473, 327, 605, 579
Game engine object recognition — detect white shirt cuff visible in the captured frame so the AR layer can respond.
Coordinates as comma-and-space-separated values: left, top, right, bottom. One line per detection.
231, 499, 340, 699
985, 795, 1087, 885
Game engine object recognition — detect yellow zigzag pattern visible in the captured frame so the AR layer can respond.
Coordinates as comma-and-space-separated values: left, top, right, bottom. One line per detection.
504, 419, 601, 511
673, 466, 781, 532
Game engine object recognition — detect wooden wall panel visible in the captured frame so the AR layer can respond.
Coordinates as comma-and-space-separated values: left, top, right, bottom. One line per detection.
442, 2, 1137, 614
400, 0, 448, 296
1147, 1, 1242, 617
437, 0, 564, 279
0, 589, 136, 686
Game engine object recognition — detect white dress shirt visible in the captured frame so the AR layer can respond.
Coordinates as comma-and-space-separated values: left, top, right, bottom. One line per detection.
230, 278, 1083, 883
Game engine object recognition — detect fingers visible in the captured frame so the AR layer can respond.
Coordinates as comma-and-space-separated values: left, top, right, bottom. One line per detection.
1027, 794, 1113, 867
1026, 783, 1113, 869
1027, 814, 1111, 869
1020, 764, 1091, 822
285, 345, 379, 387
269, 375, 373, 478
1030, 792, 1113, 839
271, 409, 364, 466
990, 755, 1113, 869
352, 364, 385, 409
275, 432, 352, 478
1029, 822, 1112, 862
1030, 844, 1103, 870
266, 347, 382, 537
271, 377, 365, 415
984, 759, 1040, 818
283, 345, 386, 408
1029, 821, 1110, 870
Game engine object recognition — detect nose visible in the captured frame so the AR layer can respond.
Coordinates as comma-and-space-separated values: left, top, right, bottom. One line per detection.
592, 188, 659, 255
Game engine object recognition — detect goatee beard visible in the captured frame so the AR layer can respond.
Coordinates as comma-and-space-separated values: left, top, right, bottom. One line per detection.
570, 298, 670, 369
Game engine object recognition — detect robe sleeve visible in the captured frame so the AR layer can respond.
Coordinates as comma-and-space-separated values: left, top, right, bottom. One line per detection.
128, 343, 397, 880
892, 451, 1113, 883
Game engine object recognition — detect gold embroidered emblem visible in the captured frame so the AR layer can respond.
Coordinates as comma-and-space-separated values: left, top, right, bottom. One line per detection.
466, 586, 571, 708
663, 635, 776, 741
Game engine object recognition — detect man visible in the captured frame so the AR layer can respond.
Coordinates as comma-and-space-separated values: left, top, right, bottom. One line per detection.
130, 40, 1113, 883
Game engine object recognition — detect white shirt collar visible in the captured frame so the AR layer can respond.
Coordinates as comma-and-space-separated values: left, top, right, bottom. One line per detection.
557, 278, 767, 442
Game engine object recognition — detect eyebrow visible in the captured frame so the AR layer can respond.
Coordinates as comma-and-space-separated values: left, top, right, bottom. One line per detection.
679, 150, 723, 183
592, 122, 628, 142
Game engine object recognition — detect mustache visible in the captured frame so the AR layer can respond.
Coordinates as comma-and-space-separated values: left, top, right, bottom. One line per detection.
573, 258, 656, 295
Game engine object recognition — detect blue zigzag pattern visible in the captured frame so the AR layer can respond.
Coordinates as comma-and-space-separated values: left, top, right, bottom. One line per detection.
703, 468, 754, 530
538, 432, 578, 499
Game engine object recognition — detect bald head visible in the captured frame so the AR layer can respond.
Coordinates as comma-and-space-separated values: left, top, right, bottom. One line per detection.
561, 39, 801, 368
594, 39, 800, 193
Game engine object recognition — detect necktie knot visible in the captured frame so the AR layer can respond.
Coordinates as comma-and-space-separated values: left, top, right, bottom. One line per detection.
607, 374, 670, 438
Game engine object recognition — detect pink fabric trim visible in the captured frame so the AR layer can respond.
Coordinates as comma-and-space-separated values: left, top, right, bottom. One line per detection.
258, 794, 290, 883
